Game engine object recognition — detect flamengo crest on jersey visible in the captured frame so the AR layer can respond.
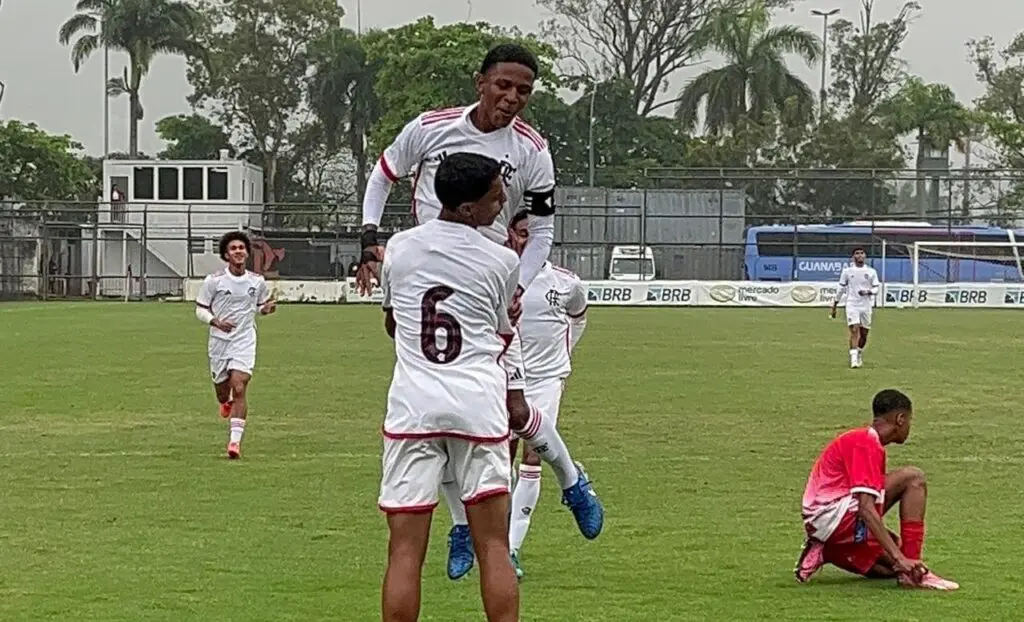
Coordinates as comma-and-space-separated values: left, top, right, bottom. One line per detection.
519, 262, 587, 381
378, 104, 555, 245
380, 219, 521, 440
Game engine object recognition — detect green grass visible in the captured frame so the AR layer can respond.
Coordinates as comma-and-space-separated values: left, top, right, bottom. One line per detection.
1, 302, 1022, 620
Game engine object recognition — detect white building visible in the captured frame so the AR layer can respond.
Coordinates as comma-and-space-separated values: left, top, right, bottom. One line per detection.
82, 152, 264, 297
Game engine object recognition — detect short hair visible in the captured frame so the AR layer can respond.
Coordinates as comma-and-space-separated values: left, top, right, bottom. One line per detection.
434, 153, 502, 211
510, 208, 529, 227
219, 230, 251, 261
852, 247, 866, 254
480, 43, 539, 76
872, 389, 912, 418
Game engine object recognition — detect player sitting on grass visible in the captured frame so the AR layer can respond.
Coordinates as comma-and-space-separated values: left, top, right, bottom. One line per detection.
796, 389, 959, 590
194, 231, 276, 459
377, 152, 521, 622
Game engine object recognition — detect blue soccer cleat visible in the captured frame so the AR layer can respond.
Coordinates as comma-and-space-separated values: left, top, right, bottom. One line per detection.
561, 461, 604, 540
446, 524, 475, 580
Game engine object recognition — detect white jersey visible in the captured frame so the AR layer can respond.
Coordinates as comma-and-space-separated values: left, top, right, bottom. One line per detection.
381, 219, 520, 440
378, 104, 555, 245
520, 262, 587, 381
838, 264, 879, 308
195, 269, 270, 343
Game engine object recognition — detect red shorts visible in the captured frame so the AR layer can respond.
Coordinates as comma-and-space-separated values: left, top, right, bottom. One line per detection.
821, 512, 899, 576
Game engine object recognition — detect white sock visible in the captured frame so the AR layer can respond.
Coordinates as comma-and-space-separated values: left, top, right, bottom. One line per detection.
849, 348, 858, 363
509, 465, 541, 552
441, 479, 468, 526
229, 417, 245, 444
514, 407, 579, 490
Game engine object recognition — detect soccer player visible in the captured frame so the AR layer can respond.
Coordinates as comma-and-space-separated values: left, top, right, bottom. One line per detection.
796, 389, 959, 590
358, 42, 604, 581
830, 247, 879, 368
194, 231, 276, 459
505, 209, 588, 580
377, 152, 521, 622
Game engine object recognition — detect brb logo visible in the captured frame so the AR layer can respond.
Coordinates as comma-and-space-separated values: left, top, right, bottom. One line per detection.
588, 286, 632, 302
1005, 289, 1024, 305
646, 285, 691, 303
885, 288, 928, 305
944, 288, 987, 305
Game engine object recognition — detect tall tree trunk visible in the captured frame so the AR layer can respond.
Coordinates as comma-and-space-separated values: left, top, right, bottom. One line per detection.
129, 90, 140, 157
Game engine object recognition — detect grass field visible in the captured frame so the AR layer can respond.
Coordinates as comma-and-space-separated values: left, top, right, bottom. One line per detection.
2, 302, 1023, 620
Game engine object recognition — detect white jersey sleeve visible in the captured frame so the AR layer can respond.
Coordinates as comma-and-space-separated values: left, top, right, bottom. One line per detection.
497, 262, 521, 338
518, 146, 556, 290
196, 274, 216, 308
565, 276, 588, 351
256, 278, 271, 306
380, 116, 429, 181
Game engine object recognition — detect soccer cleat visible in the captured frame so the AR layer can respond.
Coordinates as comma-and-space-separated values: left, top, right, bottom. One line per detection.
227, 441, 241, 459
446, 524, 475, 580
794, 539, 826, 583
219, 401, 232, 418
510, 550, 524, 581
898, 570, 960, 591
561, 461, 604, 540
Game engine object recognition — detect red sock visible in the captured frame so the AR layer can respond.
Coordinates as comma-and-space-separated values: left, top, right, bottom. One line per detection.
900, 519, 925, 560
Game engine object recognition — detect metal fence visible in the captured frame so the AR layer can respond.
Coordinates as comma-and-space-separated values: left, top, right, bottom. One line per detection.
3, 168, 1024, 300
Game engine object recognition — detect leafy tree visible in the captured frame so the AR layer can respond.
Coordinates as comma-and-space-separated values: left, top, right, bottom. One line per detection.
538, 0, 758, 116
307, 28, 380, 201
187, 0, 342, 203
675, 1, 819, 134
827, 0, 920, 123
0, 121, 94, 207
155, 113, 232, 159
968, 33, 1024, 167
881, 78, 972, 151
58, 0, 205, 156
364, 17, 558, 154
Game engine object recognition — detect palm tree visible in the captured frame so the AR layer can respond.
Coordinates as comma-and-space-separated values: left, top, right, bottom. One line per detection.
307, 28, 380, 202
58, 0, 205, 157
675, 2, 820, 135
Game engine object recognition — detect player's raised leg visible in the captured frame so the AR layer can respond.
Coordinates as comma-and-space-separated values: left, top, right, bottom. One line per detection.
883, 466, 959, 590
506, 387, 603, 539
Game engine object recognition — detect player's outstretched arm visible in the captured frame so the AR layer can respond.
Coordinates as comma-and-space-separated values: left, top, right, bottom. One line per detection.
518, 148, 556, 291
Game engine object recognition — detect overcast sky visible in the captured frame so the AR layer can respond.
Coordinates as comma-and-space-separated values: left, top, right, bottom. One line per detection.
0, 0, 1018, 156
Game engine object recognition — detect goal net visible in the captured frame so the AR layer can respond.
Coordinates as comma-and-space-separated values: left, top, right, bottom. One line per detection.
908, 241, 1024, 308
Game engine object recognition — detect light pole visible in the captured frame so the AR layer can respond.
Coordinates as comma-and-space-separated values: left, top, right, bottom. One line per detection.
811, 8, 839, 120
588, 81, 598, 187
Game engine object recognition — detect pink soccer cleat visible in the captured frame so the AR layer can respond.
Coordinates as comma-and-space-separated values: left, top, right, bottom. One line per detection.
795, 539, 826, 583
898, 570, 960, 591
227, 442, 241, 460
219, 401, 233, 418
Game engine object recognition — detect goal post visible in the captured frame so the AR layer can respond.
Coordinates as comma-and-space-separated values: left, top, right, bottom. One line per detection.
910, 239, 1024, 308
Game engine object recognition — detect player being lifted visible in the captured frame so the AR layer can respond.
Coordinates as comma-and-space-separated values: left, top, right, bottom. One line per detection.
506, 209, 588, 580
830, 247, 879, 368
194, 231, 276, 459
377, 153, 522, 622
796, 389, 958, 590
357, 43, 604, 581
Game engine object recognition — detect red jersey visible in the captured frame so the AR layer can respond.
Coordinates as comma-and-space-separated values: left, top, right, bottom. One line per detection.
801, 427, 887, 541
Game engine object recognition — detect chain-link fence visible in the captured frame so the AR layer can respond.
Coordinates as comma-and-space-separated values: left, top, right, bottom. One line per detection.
3, 168, 1024, 299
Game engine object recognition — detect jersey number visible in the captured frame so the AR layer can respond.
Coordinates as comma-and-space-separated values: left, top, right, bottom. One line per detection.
420, 286, 463, 364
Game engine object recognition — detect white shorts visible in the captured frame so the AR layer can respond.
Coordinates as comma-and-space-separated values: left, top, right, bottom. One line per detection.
503, 329, 525, 391
510, 377, 565, 441
845, 306, 872, 329
208, 338, 255, 384
379, 436, 511, 513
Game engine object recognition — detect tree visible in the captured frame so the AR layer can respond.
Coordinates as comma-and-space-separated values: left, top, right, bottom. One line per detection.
58, 0, 205, 156
307, 28, 380, 202
827, 0, 920, 123
538, 0, 759, 116
364, 17, 558, 154
0, 121, 94, 204
187, 0, 342, 203
155, 113, 232, 159
675, 1, 819, 134
881, 78, 972, 151
968, 33, 1024, 167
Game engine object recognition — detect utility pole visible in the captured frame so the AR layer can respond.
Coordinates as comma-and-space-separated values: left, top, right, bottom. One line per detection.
811, 9, 839, 121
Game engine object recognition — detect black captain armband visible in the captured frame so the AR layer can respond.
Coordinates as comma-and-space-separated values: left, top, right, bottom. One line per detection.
524, 189, 555, 217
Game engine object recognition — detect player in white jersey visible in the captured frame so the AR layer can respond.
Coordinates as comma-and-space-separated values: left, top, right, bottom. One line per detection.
830, 247, 880, 368
357, 43, 604, 581
378, 152, 520, 622
194, 231, 276, 459
503, 210, 588, 580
